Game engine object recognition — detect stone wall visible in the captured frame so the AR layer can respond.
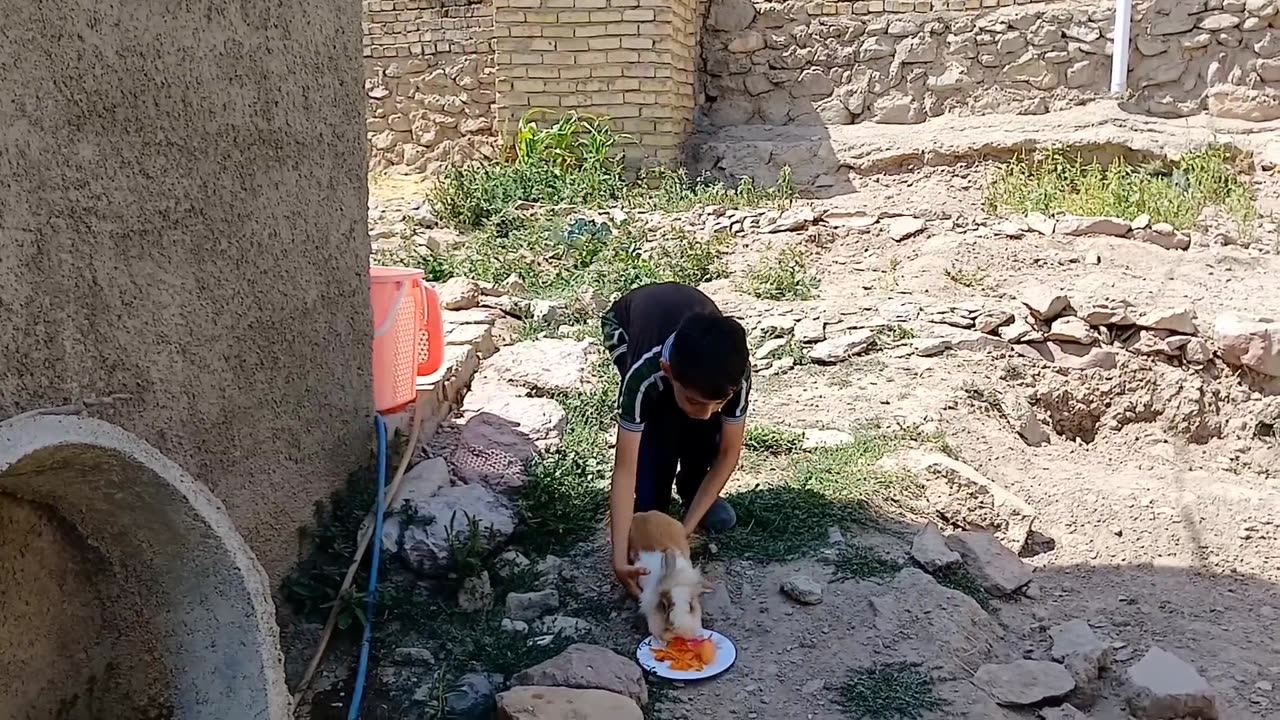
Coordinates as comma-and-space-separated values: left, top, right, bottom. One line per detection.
365, 0, 1280, 171
700, 0, 1280, 127
365, 0, 501, 174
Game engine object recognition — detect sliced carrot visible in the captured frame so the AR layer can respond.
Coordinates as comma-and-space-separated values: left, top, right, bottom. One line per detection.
652, 636, 715, 672
696, 640, 716, 665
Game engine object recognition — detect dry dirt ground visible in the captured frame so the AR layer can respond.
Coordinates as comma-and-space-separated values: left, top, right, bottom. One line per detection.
694, 183, 1280, 718
364, 142, 1280, 719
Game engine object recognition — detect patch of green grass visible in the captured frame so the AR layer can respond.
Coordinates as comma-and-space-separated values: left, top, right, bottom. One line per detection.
513, 357, 616, 554
431, 216, 731, 326
388, 112, 794, 327
835, 662, 943, 720
744, 424, 805, 454
429, 111, 628, 230
715, 427, 927, 562
942, 263, 989, 290
429, 111, 794, 231
829, 544, 905, 583
651, 229, 735, 288
984, 146, 1257, 231
744, 246, 819, 301
629, 165, 796, 214
933, 566, 994, 611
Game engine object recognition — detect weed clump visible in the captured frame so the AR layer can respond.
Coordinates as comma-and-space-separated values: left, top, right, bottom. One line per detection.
835, 662, 943, 719
984, 146, 1256, 230
829, 544, 905, 583
744, 246, 819, 301
744, 424, 805, 455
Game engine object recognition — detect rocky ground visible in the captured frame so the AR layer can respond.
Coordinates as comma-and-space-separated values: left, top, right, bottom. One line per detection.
295, 135, 1280, 720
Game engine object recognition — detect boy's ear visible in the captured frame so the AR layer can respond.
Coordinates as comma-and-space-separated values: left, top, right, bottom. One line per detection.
659, 358, 672, 377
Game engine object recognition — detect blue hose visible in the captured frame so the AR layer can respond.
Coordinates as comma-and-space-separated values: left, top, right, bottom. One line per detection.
348, 414, 388, 720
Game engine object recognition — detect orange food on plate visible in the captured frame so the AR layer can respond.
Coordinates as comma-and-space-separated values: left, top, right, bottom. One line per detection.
652, 637, 717, 672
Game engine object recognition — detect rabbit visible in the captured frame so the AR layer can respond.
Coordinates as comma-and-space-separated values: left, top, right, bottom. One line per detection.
629, 510, 708, 642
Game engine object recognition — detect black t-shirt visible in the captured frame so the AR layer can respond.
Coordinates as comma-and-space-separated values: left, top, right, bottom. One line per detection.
600, 282, 751, 432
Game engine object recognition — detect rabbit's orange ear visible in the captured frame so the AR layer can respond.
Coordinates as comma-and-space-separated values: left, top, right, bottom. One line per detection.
662, 548, 678, 574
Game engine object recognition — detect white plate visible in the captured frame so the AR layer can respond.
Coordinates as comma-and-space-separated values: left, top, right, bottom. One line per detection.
636, 630, 737, 681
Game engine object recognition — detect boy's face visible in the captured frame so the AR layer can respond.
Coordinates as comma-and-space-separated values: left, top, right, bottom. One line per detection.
661, 360, 733, 420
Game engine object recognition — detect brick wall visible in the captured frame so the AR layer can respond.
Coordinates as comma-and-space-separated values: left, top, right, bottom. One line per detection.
364, 0, 500, 175
492, 0, 699, 165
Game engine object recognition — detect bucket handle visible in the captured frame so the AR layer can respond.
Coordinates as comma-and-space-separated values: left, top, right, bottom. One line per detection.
416, 279, 446, 377
373, 280, 410, 339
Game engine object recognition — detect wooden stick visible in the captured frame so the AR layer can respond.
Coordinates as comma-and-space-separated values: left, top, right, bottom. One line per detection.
291, 399, 426, 702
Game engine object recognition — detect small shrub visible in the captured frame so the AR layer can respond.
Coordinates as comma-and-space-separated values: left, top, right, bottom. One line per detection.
873, 324, 916, 344
984, 146, 1257, 231
744, 246, 819, 301
933, 566, 994, 611
651, 229, 732, 287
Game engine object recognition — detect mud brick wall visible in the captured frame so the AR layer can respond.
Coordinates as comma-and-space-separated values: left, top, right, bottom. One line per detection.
492, 0, 699, 165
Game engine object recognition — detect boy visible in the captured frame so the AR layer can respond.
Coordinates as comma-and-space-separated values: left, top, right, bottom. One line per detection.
600, 282, 751, 597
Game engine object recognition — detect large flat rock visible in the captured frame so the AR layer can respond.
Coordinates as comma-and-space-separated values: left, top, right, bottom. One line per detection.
511, 644, 647, 706
496, 686, 642, 720
693, 101, 1280, 188
477, 339, 600, 394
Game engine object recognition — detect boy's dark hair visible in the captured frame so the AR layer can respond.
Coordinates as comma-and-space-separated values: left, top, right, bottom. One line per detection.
667, 312, 748, 401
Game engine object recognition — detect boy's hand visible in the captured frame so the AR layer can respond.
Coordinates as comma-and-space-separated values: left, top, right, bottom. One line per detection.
613, 557, 648, 598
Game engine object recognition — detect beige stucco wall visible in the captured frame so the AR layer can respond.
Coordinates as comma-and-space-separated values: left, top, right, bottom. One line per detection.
0, 0, 372, 584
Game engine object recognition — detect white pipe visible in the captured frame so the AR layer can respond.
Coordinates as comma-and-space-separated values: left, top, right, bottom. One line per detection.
1110, 0, 1133, 95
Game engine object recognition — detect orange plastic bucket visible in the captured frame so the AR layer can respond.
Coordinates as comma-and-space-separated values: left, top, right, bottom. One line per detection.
370, 266, 445, 413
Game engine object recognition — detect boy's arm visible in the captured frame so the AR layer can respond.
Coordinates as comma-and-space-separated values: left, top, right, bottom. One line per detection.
682, 419, 744, 535
609, 428, 646, 596
683, 371, 751, 534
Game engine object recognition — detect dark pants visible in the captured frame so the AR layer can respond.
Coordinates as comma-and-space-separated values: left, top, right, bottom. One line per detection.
634, 400, 721, 513
610, 354, 721, 513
